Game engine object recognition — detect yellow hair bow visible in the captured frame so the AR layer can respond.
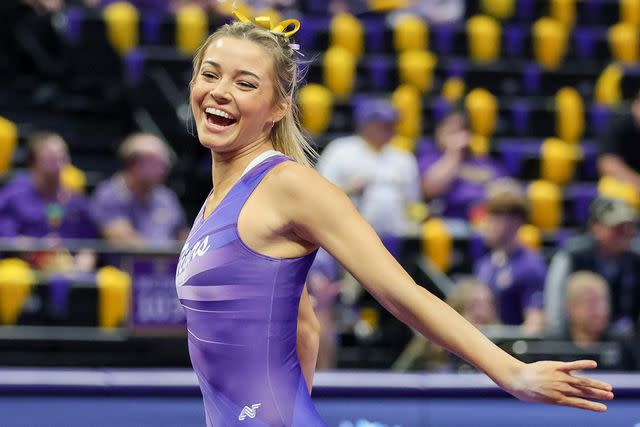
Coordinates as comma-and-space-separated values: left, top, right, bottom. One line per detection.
232, 10, 301, 39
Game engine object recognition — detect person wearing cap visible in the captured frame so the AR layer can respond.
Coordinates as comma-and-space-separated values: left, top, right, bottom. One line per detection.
545, 196, 640, 336
474, 178, 547, 335
419, 110, 506, 219
90, 132, 188, 245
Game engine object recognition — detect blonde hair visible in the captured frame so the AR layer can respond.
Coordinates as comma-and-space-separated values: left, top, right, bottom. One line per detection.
565, 271, 610, 305
190, 21, 317, 166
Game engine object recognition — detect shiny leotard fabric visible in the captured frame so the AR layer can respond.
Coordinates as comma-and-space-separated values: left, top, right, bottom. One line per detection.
176, 155, 327, 427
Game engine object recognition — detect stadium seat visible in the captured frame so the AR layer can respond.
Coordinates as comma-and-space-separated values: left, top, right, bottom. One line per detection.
573, 27, 597, 60
550, 0, 576, 29
588, 104, 611, 136
323, 46, 356, 100
522, 63, 542, 96
518, 224, 542, 251
421, 218, 452, 273
532, 18, 568, 70
528, 180, 563, 231
0, 116, 17, 175
103, 1, 139, 55
176, 5, 208, 56
330, 12, 364, 58
608, 22, 638, 64
598, 176, 640, 209
96, 266, 132, 329
398, 50, 437, 93
441, 77, 465, 103
516, 0, 536, 21
392, 84, 422, 140
393, 14, 428, 52
480, 0, 515, 20
620, 0, 640, 27
540, 138, 581, 185
362, 15, 386, 52
0, 259, 35, 325
432, 23, 456, 55
510, 99, 531, 136
594, 64, 623, 106
60, 164, 87, 194
432, 97, 453, 124
298, 84, 333, 135
365, 56, 395, 91
466, 15, 501, 63
566, 183, 598, 224
555, 87, 584, 144
504, 24, 526, 58
465, 88, 498, 137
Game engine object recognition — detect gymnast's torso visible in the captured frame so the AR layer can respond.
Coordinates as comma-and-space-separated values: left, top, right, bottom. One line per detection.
175, 152, 326, 427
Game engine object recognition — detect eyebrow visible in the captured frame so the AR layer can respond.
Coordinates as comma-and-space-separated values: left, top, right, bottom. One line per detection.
202, 60, 261, 80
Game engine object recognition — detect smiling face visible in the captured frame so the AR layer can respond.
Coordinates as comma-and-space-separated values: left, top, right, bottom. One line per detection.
190, 36, 285, 155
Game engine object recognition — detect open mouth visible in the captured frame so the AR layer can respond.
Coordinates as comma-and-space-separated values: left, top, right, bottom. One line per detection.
205, 107, 238, 128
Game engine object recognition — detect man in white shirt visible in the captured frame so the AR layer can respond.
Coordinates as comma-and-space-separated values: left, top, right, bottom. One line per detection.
316, 97, 421, 247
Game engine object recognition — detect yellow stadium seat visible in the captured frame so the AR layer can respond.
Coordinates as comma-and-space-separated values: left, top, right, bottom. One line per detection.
0, 259, 35, 325
621, 0, 640, 27
0, 116, 18, 175
598, 176, 640, 209
392, 84, 422, 140
60, 164, 87, 194
441, 77, 466, 103
406, 201, 430, 223
528, 180, 563, 231
480, 0, 515, 20
390, 135, 415, 152
398, 50, 437, 93
176, 5, 208, 56
469, 134, 489, 157
96, 266, 132, 329
323, 46, 356, 100
550, 0, 576, 28
518, 224, 542, 251
103, 1, 139, 55
532, 18, 568, 70
330, 12, 364, 58
467, 15, 501, 63
594, 64, 623, 106
540, 138, 582, 185
368, 0, 411, 12
608, 22, 638, 64
421, 218, 452, 273
465, 88, 498, 137
555, 87, 584, 143
298, 84, 333, 135
393, 14, 428, 52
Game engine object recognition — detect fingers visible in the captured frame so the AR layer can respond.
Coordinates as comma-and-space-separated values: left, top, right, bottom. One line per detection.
563, 384, 614, 401
559, 359, 598, 372
556, 396, 608, 413
565, 374, 613, 392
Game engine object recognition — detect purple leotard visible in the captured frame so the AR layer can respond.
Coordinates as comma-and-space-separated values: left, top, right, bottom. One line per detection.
176, 154, 327, 426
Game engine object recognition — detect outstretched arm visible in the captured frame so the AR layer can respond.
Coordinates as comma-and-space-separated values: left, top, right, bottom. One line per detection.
296, 284, 320, 394
273, 163, 613, 412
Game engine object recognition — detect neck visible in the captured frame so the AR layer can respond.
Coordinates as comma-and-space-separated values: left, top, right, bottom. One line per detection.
494, 236, 519, 254
360, 133, 385, 152
570, 324, 600, 349
597, 244, 622, 260
210, 137, 275, 194
31, 171, 60, 199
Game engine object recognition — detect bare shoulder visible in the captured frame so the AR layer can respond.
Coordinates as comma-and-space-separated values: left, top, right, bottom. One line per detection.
266, 160, 342, 200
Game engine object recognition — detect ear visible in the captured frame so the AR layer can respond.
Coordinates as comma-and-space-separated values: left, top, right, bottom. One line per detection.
271, 96, 290, 124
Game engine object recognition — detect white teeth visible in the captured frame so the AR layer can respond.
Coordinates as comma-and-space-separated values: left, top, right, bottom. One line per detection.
205, 107, 235, 120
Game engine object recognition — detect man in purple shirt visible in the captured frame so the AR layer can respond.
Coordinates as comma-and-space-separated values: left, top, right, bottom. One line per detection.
0, 131, 96, 240
473, 178, 546, 334
90, 132, 187, 245
420, 110, 505, 219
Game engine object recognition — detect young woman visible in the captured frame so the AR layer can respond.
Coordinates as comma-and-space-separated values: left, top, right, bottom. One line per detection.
175, 14, 613, 427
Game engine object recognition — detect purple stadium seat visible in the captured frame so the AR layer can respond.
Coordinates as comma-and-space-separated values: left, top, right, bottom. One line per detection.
416, 138, 437, 159
499, 139, 540, 177
49, 275, 72, 316
504, 24, 525, 58
573, 27, 596, 60
296, 16, 327, 51
588, 104, 611, 137
362, 15, 386, 52
432, 24, 456, 56
303, 0, 328, 15
366, 56, 393, 91
516, 0, 535, 22
566, 183, 598, 224
583, 0, 605, 25
522, 63, 541, 96
510, 99, 531, 136
141, 12, 163, 44
65, 7, 84, 44
125, 49, 145, 86
446, 59, 467, 79
432, 98, 452, 124
580, 142, 599, 180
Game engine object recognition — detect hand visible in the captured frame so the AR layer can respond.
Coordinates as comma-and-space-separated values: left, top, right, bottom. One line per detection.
504, 360, 613, 412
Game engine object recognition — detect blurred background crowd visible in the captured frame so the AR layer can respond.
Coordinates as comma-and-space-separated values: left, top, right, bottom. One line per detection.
2, 0, 640, 374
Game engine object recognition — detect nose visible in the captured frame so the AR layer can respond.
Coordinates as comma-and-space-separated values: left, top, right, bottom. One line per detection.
209, 78, 232, 104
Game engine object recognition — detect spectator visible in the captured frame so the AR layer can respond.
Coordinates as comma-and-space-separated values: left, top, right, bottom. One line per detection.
0, 132, 97, 271
419, 110, 505, 220
557, 271, 636, 370
545, 197, 640, 336
316, 97, 420, 255
598, 90, 640, 192
389, 0, 464, 25
474, 178, 546, 334
90, 133, 188, 245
